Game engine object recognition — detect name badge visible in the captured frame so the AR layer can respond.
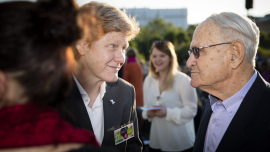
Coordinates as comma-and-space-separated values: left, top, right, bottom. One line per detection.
114, 123, 134, 145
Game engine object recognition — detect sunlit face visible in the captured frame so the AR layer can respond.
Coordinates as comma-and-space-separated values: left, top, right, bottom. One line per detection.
83, 32, 128, 82
151, 47, 171, 73
186, 20, 231, 91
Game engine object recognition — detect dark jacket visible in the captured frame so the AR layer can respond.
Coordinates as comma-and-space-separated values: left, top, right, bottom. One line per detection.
58, 78, 142, 152
193, 73, 270, 152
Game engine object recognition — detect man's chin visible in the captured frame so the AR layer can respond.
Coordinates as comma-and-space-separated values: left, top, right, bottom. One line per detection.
105, 76, 118, 82
190, 80, 200, 88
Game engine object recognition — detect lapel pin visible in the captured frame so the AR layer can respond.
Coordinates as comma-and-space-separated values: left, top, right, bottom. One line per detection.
110, 99, 115, 105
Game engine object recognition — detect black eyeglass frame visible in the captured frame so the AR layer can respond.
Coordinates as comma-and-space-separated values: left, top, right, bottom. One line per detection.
188, 42, 232, 59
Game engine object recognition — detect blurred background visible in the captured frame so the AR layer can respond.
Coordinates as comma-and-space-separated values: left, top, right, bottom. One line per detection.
76, 0, 270, 67
75, 0, 270, 89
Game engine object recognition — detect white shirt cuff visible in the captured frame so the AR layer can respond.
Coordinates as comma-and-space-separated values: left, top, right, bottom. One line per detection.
142, 110, 152, 121
166, 107, 181, 124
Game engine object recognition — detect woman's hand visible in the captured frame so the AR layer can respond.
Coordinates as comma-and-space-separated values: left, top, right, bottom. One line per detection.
154, 105, 167, 117
147, 110, 156, 118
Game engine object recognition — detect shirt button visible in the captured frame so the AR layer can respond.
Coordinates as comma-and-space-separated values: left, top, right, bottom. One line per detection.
213, 119, 216, 124
207, 147, 209, 151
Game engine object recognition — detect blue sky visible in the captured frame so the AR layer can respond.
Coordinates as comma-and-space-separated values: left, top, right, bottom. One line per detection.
76, 0, 270, 24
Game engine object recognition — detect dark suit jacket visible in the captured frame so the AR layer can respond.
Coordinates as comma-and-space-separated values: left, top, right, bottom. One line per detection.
59, 78, 142, 152
193, 73, 270, 152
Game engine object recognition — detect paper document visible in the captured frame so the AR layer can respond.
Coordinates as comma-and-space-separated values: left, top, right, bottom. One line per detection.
140, 107, 163, 111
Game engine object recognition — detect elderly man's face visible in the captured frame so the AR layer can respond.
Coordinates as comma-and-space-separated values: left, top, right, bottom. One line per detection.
186, 20, 231, 91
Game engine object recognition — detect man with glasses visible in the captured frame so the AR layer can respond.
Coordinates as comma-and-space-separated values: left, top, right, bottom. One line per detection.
187, 12, 270, 152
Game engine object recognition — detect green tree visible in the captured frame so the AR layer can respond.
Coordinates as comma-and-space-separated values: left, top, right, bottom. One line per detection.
176, 32, 189, 44
187, 24, 197, 38
176, 44, 190, 65
164, 31, 176, 44
147, 18, 176, 36
130, 18, 195, 63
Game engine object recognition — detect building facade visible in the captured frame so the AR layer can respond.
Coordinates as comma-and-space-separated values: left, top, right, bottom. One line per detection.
123, 8, 188, 29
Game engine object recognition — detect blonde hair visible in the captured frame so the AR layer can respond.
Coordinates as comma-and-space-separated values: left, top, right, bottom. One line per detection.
149, 41, 179, 92
73, 1, 140, 60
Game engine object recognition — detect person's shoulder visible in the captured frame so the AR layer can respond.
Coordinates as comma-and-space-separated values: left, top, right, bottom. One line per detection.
175, 70, 191, 81
115, 77, 134, 88
125, 62, 141, 69
264, 81, 270, 95
257, 74, 270, 93
106, 78, 134, 95
144, 74, 154, 82
264, 77, 270, 88
145, 74, 154, 80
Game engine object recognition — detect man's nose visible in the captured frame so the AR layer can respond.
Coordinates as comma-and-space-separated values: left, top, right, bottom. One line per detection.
115, 49, 125, 63
186, 53, 196, 68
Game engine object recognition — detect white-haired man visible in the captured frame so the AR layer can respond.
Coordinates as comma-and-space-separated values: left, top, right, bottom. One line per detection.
187, 12, 270, 152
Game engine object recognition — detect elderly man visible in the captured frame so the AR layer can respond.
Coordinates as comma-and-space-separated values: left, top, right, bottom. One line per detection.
187, 12, 270, 152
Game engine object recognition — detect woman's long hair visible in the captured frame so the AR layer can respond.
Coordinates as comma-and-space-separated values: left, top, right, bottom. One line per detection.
149, 41, 179, 92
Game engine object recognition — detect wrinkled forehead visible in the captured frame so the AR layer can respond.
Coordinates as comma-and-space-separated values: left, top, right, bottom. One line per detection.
191, 20, 222, 47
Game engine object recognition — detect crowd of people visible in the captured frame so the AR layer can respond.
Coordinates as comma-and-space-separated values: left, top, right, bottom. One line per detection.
0, 0, 270, 152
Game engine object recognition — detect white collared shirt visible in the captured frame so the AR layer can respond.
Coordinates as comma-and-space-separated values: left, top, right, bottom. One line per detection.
73, 75, 106, 145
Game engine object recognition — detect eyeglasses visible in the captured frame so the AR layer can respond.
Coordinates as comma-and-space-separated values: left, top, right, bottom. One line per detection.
188, 42, 232, 59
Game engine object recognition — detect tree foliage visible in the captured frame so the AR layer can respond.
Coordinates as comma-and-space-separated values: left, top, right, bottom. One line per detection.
129, 18, 270, 64
131, 18, 192, 63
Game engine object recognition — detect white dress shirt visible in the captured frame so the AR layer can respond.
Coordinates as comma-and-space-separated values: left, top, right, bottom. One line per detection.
142, 71, 197, 151
204, 71, 257, 152
73, 75, 106, 145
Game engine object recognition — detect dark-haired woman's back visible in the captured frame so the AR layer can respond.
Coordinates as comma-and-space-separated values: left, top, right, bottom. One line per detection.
0, 0, 118, 151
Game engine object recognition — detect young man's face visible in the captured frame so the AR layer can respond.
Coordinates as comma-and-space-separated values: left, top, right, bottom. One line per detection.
82, 31, 128, 82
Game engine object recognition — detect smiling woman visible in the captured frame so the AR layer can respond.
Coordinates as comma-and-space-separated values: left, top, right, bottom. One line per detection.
142, 40, 198, 152
53, 1, 143, 152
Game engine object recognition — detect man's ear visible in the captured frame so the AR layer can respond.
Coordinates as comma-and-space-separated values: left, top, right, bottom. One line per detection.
0, 71, 7, 101
77, 42, 89, 56
229, 40, 245, 69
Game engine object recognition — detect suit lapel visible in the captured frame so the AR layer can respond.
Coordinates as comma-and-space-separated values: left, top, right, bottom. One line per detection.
66, 79, 93, 132
194, 100, 213, 151
101, 81, 119, 146
216, 73, 267, 152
